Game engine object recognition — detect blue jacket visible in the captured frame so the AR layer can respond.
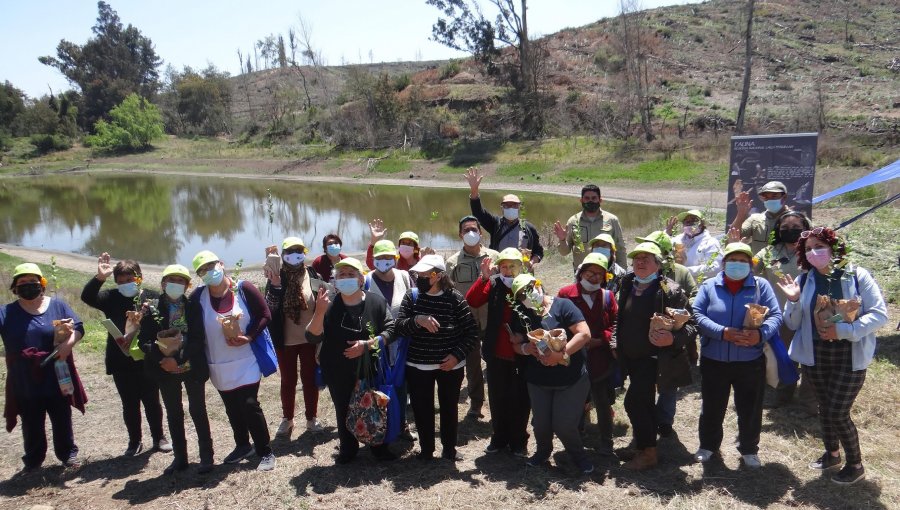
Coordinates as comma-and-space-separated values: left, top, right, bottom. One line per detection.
693, 273, 782, 362
785, 265, 887, 371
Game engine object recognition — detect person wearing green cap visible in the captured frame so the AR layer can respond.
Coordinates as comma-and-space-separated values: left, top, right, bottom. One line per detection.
667, 209, 723, 281
465, 247, 530, 456
446, 215, 498, 420
507, 274, 595, 474
264, 237, 327, 439
586, 233, 627, 296
614, 242, 695, 470
731, 180, 793, 255
1, 263, 87, 471
366, 218, 422, 271
556, 253, 618, 456
553, 184, 626, 269
187, 250, 276, 471
306, 257, 398, 464
138, 264, 213, 475
692, 242, 782, 470
81, 252, 169, 457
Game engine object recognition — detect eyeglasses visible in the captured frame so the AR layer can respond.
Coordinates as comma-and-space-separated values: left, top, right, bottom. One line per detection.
410, 271, 439, 279
799, 227, 825, 239
196, 263, 217, 277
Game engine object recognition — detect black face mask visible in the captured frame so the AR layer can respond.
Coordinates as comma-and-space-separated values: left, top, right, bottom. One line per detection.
415, 276, 433, 294
582, 201, 601, 213
16, 283, 43, 301
780, 228, 803, 244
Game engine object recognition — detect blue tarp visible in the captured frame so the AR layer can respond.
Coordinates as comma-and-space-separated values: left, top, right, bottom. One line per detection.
813, 158, 900, 204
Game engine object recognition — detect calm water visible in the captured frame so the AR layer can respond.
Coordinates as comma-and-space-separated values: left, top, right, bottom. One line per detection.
0, 174, 678, 267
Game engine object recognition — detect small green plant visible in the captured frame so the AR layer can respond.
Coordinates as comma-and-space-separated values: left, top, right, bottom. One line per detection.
366, 321, 381, 359
439, 60, 461, 80
265, 188, 275, 242
49, 256, 60, 295
230, 259, 244, 295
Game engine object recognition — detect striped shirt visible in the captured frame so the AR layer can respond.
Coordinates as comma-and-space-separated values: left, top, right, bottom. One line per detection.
395, 288, 478, 368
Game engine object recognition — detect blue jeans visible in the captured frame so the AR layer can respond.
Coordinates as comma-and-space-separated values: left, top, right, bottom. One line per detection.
656, 387, 677, 426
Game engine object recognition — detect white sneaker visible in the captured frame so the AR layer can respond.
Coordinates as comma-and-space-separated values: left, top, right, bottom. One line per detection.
694, 448, 714, 463
306, 418, 324, 433
741, 454, 761, 469
257, 453, 276, 471
275, 418, 294, 438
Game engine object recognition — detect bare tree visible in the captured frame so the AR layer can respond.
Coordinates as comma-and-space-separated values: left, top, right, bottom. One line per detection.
735, 0, 755, 134
615, 0, 655, 141
236, 48, 244, 75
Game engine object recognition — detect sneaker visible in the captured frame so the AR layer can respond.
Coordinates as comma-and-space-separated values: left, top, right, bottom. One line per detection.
741, 454, 761, 469
153, 437, 173, 453
275, 418, 294, 438
808, 452, 841, 470
694, 448, 714, 463
576, 458, 595, 475
222, 444, 254, 464
123, 441, 144, 457
526, 454, 551, 468
197, 461, 214, 474
484, 442, 504, 454
832, 464, 865, 485
466, 407, 484, 420
64, 454, 82, 469
256, 453, 276, 471
306, 418, 324, 433
510, 447, 529, 459
164, 459, 189, 475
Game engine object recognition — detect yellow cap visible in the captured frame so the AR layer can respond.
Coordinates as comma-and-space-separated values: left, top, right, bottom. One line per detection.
192, 250, 219, 273
579, 253, 610, 271
589, 233, 616, 250
628, 242, 663, 259
162, 264, 192, 280
511, 273, 537, 297
676, 209, 704, 222
635, 231, 673, 254
373, 240, 397, 258
282, 236, 305, 251
13, 263, 43, 279
723, 242, 753, 258
334, 257, 365, 274
496, 247, 524, 264
398, 231, 419, 245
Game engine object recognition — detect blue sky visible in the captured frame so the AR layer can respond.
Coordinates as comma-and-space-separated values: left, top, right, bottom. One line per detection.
1, 0, 695, 98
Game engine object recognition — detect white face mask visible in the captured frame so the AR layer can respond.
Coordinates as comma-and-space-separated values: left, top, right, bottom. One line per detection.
165, 282, 186, 299
580, 278, 602, 292
282, 253, 305, 266
462, 230, 481, 247
683, 224, 700, 237
502, 207, 519, 221
524, 288, 543, 310
374, 258, 395, 273
398, 245, 415, 259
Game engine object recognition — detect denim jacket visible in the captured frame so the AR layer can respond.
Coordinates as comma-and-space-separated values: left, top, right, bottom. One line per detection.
785, 265, 888, 371
693, 273, 782, 362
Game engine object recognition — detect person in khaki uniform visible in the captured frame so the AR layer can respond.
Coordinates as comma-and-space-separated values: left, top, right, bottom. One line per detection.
554, 184, 626, 269
446, 215, 499, 419
731, 181, 793, 255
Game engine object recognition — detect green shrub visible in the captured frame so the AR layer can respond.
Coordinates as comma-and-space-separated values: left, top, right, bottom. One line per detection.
593, 49, 625, 73
85, 93, 163, 152
439, 61, 461, 80
393, 74, 411, 92
29, 133, 71, 155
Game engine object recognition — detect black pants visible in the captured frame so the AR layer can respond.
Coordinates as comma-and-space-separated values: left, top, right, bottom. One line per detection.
327, 376, 392, 459
158, 376, 213, 464
218, 382, 271, 457
112, 369, 164, 445
19, 394, 77, 468
624, 357, 659, 449
407, 366, 464, 456
485, 357, 530, 451
699, 356, 765, 455
588, 377, 614, 450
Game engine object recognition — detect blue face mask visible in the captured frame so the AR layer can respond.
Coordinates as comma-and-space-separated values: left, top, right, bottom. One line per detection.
592, 247, 611, 260
634, 272, 658, 284
117, 281, 139, 298
326, 244, 342, 257
201, 267, 224, 286
764, 199, 783, 214
374, 259, 395, 273
724, 261, 751, 280
335, 277, 360, 295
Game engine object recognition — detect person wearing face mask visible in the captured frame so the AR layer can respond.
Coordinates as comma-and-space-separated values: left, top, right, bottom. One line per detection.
305, 257, 397, 464
366, 219, 423, 271
752, 211, 814, 408
554, 184, 626, 269
732, 181, 793, 255
613, 243, 696, 470
264, 237, 326, 439
138, 264, 213, 475
311, 233, 346, 283
396, 254, 478, 461
667, 209, 723, 281
188, 250, 275, 471
364, 240, 416, 441
446, 216, 498, 420
778, 227, 887, 485
81, 253, 170, 457
692, 243, 781, 470
1, 263, 87, 472
556, 253, 618, 457
465, 247, 530, 456
464, 167, 544, 266
587, 234, 627, 296
507, 274, 594, 474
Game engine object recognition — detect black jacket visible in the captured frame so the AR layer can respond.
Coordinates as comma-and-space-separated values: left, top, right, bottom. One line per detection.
470, 196, 544, 262
613, 273, 697, 390
481, 274, 518, 363
138, 295, 209, 382
264, 265, 321, 349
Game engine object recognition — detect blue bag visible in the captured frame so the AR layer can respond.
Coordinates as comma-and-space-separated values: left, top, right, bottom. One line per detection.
314, 365, 326, 390
237, 281, 278, 377
374, 288, 416, 444
767, 331, 799, 386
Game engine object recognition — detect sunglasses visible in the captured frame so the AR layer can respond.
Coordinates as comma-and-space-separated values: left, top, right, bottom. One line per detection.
411, 271, 439, 279
799, 226, 825, 239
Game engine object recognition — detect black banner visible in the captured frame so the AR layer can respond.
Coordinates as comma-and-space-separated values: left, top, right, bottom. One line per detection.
726, 133, 818, 225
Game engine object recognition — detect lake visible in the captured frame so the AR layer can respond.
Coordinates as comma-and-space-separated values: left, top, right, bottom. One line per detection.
0, 174, 679, 267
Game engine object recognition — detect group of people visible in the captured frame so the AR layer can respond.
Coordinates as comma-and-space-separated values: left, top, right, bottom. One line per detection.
0, 169, 888, 487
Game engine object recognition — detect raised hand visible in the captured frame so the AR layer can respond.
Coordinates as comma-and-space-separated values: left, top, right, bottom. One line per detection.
777, 274, 801, 303
665, 215, 679, 236
368, 218, 387, 244
420, 246, 436, 256
464, 167, 483, 196
315, 286, 332, 309
97, 252, 114, 281
735, 191, 752, 215
479, 255, 494, 280
553, 221, 568, 242
727, 226, 743, 243
264, 267, 281, 287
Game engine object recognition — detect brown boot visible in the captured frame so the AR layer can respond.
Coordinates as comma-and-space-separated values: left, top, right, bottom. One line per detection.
623, 447, 658, 470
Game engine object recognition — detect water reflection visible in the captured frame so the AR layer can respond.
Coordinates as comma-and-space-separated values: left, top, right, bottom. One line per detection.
0, 174, 678, 267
